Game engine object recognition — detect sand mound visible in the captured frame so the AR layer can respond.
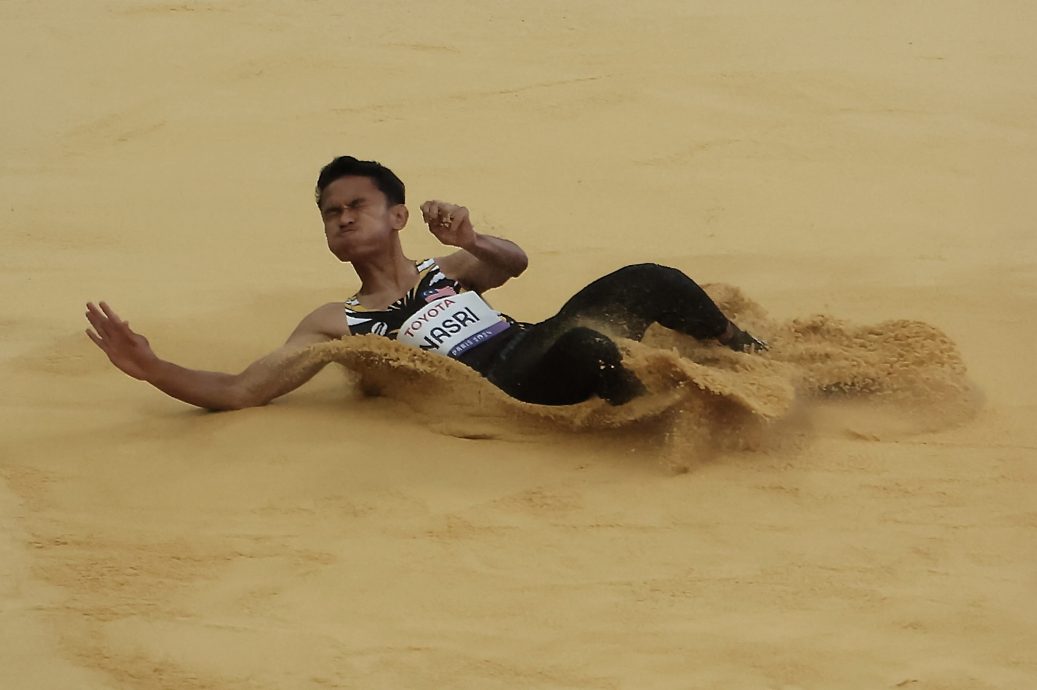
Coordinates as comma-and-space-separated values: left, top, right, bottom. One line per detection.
294, 285, 978, 470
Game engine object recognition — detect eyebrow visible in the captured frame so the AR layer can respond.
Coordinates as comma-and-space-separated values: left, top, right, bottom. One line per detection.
321, 196, 366, 212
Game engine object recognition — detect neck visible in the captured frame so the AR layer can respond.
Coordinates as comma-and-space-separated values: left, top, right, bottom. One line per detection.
350, 243, 418, 303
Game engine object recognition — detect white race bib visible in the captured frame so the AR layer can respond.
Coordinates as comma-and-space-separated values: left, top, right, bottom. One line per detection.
397, 291, 510, 358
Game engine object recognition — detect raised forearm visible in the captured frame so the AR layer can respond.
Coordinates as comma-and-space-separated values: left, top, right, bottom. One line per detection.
460, 232, 528, 277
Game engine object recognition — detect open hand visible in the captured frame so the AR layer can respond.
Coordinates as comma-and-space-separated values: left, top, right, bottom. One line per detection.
420, 200, 477, 249
85, 302, 159, 380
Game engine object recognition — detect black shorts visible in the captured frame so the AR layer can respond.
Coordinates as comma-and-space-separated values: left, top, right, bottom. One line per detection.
461, 263, 729, 406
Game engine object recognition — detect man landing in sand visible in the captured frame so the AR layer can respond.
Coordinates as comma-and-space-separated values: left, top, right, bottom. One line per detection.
85, 156, 767, 410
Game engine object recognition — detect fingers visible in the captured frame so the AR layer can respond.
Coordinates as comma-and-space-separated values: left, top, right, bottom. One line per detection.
423, 201, 448, 227
420, 200, 463, 228
449, 206, 470, 234
85, 328, 105, 349
85, 301, 133, 341
85, 302, 112, 339
98, 301, 123, 324
420, 201, 436, 225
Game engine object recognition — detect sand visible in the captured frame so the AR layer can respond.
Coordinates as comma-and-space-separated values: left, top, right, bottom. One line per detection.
2, 2, 1035, 688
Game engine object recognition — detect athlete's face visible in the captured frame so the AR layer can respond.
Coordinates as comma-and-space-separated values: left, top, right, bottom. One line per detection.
319, 176, 408, 262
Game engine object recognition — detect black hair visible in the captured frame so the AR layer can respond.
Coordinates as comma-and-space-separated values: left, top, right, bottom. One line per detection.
315, 156, 406, 207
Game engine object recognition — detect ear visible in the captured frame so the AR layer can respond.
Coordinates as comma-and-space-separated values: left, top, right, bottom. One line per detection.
389, 204, 409, 231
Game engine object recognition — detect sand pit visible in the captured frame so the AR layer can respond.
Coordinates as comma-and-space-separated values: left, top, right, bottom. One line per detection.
2, 2, 1035, 688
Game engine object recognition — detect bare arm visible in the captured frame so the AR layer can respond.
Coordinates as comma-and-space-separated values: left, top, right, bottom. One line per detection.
420, 200, 528, 292
85, 301, 347, 411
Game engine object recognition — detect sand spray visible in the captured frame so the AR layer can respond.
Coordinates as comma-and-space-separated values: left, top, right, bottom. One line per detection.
290, 284, 979, 470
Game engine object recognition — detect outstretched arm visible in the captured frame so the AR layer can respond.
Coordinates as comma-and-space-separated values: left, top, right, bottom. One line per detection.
421, 200, 528, 292
85, 301, 347, 411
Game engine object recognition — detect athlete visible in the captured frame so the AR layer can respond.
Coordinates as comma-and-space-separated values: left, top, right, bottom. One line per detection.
85, 156, 766, 410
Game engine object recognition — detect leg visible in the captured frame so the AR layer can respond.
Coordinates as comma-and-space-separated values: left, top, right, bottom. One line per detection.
551, 263, 730, 341
483, 263, 765, 406
552, 263, 766, 351
488, 326, 644, 406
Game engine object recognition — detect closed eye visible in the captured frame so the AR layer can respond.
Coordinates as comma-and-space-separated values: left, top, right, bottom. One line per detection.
322, 199, 362, 218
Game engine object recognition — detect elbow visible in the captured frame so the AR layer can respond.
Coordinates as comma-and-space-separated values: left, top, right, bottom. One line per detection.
512, 251, 529, 277
203, 397, 259, 413
233, 391, 274, 411
215, 398, 261, 412
217, 380, 272, 411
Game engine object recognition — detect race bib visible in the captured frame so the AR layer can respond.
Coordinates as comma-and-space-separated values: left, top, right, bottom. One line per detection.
397, 291, 510, 358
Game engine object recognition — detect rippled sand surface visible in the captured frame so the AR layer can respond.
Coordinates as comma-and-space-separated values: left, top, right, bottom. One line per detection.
2, 3, 1034, 688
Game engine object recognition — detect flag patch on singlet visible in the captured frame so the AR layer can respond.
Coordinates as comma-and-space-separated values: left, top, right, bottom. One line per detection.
421, 286, 458, 303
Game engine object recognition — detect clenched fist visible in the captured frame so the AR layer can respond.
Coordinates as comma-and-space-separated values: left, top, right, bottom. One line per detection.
420, 200, 477, 249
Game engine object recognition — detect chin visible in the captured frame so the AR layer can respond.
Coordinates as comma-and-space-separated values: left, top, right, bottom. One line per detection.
328, 239, 355, 258
331, 244, 373, 263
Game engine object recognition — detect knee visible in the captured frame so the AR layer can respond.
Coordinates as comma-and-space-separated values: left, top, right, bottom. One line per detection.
616, 262, 685, 282
555, 326, 622, 364
613, 263, 693, 291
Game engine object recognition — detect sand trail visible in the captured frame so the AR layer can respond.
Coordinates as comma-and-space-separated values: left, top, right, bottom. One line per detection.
304, 285, 977, 450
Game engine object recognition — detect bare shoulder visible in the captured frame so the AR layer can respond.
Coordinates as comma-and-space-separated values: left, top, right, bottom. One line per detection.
286, 302, 349, 346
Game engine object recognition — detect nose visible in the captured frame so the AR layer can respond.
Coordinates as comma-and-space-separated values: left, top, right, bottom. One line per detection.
336, 207, 356, 228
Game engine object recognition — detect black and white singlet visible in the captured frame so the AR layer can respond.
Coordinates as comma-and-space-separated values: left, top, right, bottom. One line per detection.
343, 258, 521, 369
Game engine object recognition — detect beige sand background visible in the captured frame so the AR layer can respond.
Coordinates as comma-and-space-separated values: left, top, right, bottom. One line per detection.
2, 1, 1035, 688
